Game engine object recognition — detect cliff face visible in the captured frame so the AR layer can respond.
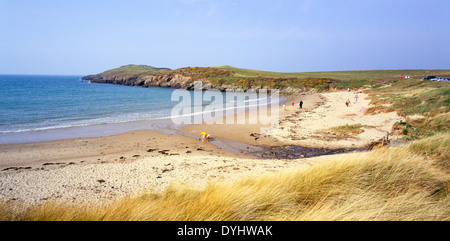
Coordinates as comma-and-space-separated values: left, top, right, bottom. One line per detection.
82, 73, 201, 90
82, 73, 314, 94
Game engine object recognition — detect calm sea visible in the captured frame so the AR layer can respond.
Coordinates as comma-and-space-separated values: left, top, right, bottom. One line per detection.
0, 75, 272, 144
0, 75, 183, 134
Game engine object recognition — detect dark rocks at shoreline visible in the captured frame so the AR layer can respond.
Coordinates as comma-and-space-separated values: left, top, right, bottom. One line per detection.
254, 145, 369, 160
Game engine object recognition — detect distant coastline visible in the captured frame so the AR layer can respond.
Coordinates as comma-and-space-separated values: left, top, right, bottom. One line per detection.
82, 64, 450, 94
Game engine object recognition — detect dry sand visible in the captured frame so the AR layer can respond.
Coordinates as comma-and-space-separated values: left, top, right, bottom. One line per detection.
273, 91, 403, 148
0, 91, 402, 206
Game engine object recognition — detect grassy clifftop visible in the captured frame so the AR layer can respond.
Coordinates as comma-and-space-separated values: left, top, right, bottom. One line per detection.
214, 65, 450, 81
97, 64, 450, 81
88, 65, 450, 91
97, 64, 172, 77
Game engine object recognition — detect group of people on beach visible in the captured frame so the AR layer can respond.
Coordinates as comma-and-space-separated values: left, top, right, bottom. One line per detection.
346, 91, 361, 107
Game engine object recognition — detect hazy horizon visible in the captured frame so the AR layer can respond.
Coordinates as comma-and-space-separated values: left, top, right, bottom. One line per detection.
1, 0, 449, 75
2, 66, 450, 77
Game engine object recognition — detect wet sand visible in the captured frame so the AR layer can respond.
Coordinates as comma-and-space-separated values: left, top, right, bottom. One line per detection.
0, 130, 241, 171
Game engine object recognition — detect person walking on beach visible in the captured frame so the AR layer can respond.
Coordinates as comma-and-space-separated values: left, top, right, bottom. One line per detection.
299, 101, 303, 109
346, 99, 351, 107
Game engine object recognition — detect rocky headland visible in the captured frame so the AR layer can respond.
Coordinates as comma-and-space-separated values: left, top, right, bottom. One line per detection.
83, 71, 200, 90
82, 65, 319, 94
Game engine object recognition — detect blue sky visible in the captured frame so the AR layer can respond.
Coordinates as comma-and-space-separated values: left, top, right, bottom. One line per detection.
0, 0, 449, 75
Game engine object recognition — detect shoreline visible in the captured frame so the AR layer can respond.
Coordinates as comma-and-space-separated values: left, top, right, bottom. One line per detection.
0, 91, 286, 145
0, 91, 403, 205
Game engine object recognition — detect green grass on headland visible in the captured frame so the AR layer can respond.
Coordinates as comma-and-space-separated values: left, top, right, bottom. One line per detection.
96, 65, 450, 90
99, 64, 172, 77
213, 65, 450, 81
206, 66, 450, 90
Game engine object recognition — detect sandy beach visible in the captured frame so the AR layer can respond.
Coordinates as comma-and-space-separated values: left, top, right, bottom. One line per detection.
0, 91, 402, 205
273, 91, 403, 148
